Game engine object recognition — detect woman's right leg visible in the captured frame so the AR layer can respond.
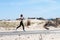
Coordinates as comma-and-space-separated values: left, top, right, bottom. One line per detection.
16, 23, 21, 30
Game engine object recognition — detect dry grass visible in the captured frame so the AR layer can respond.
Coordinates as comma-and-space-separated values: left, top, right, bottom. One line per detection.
0, 19, 59, 29
0, 21, 19, 28
0, 19, 44, 28
0, 20, 32, 28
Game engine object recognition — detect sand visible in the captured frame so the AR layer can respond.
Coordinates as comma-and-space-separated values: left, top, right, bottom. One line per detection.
0, 19, 60, 40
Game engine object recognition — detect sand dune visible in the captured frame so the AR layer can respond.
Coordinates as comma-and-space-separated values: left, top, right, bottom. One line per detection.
0, 19, 60, 40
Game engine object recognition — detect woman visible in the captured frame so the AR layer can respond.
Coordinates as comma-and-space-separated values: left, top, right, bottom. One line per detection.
16, 14, 25, 31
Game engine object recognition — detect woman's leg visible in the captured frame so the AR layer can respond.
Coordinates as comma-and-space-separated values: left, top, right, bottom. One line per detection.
21, 22, 25, 31
16, 22, 21, 30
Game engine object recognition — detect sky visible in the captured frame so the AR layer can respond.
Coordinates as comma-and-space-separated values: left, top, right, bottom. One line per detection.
0, 0, 60, 20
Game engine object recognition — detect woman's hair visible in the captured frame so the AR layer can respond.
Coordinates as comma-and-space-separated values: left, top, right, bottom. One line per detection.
20, 14, 23, 17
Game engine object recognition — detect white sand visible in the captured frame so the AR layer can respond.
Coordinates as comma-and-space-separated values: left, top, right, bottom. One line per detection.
0, 19, 60, 40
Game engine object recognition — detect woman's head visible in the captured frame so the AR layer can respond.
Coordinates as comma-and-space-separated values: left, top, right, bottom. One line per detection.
20, 14, 23, 17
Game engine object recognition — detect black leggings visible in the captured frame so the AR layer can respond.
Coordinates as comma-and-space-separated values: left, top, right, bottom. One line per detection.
16, 21, 24, 30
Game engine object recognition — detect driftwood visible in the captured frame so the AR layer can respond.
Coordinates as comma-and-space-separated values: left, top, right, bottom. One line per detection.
44, 20, 57, 30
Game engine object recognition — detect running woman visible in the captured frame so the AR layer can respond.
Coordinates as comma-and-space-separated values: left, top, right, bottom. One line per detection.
16, 14, 25, 31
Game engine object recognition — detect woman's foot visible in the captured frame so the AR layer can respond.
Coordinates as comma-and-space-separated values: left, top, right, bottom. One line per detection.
23, 30, 25, 31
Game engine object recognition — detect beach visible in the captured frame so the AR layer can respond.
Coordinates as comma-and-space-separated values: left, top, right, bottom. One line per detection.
0, 19, 60, 40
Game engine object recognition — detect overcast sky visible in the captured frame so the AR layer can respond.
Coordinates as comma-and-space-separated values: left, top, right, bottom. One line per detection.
0, 0, 60, 19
